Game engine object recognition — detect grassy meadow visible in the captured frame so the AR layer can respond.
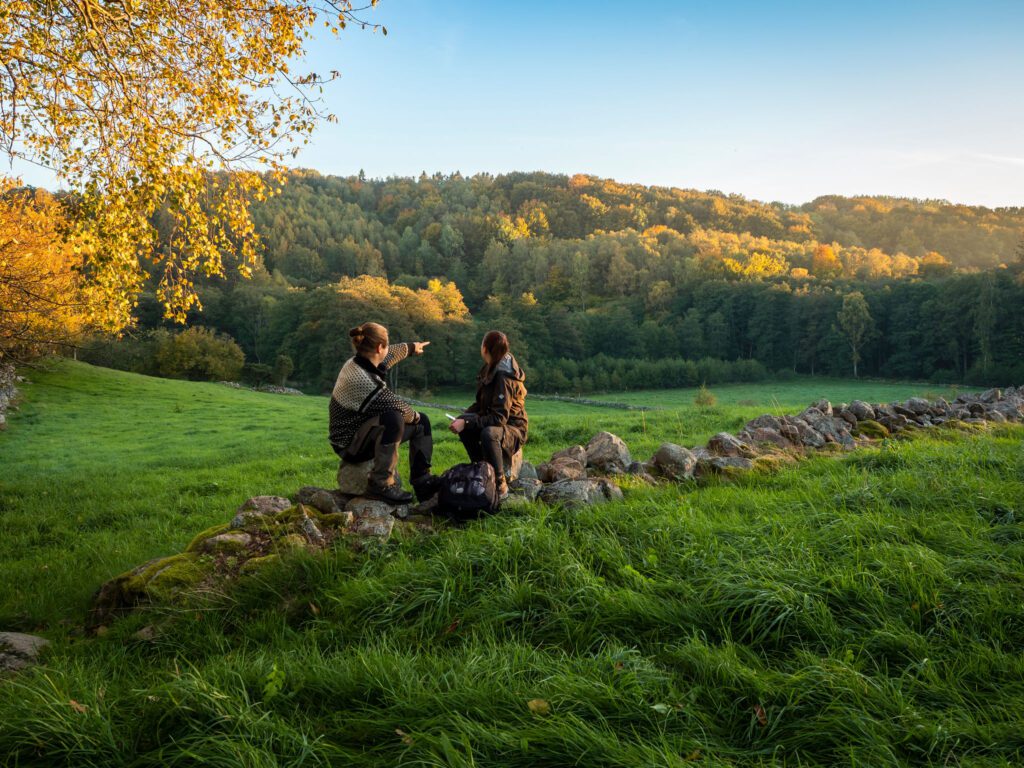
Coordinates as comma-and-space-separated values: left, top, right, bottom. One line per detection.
1, 360, 1022, 766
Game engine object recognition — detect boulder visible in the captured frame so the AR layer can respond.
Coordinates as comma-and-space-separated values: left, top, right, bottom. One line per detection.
538, 478, 623, 508
904, 397, 931, 415
510, 477, 543, 502
518, 461, 539, 481
196, 532, 252, 554
337, 460, 374, 496
651, 443, 697, 480
295, 486, 350, 515
980, 388, 1002, 403
585, 431, 632, 473
298, 507, 326, 545
695, 456, 754, 477
838, 408, 858, 426
230, 495, 293, 529
811, 399, 833, 416
537, 457, 587, 483
848, 400, 876, 421
551, 445, 587, 465
0, 632, 49, 675
354, 515, 395, 539
745, 414, 783, 432
992, 401, 1022, 421
740, 426, 793, 450
345, 496, 410, 521
798, 407, 855, 448
783, 416, 825, 448
707, 432, 755, 458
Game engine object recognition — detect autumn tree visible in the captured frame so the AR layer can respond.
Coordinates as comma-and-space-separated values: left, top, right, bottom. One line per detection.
836, 291, 875, 377
0, 182, 90, 361
0, 0, 383, 330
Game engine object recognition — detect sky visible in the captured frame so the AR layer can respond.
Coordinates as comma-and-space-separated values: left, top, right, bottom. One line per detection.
8, 0, 1024, 206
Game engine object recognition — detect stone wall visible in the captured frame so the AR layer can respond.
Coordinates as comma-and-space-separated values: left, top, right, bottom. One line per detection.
89, 385, 1023, 628
0, 363, 21, 431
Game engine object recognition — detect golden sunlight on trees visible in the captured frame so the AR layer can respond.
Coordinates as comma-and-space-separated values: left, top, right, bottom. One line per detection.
0, 182, 90, 361
0, 0, 382, 330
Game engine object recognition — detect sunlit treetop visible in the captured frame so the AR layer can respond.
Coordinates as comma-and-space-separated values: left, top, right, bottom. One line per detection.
0, 0, 385, 329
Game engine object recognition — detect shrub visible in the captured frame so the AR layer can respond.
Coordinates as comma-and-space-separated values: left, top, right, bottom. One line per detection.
154, 327, 245, 381
694, 383, 716, 408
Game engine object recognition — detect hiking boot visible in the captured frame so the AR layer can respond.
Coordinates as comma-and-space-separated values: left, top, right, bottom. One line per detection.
411, 473, 442, 503
366, 482, 414, 505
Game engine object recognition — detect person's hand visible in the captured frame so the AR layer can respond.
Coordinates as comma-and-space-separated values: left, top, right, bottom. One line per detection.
449, 417, 465, 434
411, 341, 431, 356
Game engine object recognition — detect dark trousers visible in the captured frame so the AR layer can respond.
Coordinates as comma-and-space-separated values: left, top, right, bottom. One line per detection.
459, 422, 520, 488
341, 411, 433, 484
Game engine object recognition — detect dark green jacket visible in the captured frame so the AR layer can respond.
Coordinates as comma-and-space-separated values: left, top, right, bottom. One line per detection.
464, 354, 528, 441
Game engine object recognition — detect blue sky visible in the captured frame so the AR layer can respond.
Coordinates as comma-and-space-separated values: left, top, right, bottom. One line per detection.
9, 0, 1024, 205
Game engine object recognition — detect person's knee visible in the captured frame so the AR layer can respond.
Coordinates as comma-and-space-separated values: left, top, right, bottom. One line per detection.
416, 411, 431, 436
482, 426, 502, 444
378, 410, 404, 442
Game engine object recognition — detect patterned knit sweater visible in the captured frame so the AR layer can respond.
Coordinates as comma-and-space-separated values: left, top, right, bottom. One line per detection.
329, 343, 414, 453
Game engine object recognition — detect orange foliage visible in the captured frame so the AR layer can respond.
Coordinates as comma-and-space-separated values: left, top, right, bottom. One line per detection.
0, 181, 92, 360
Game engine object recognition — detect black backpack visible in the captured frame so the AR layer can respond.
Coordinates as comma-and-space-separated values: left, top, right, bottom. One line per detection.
437, 462, 498, 520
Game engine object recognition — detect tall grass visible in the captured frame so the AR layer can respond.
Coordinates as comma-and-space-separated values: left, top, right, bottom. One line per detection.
0, 361, 1020, 766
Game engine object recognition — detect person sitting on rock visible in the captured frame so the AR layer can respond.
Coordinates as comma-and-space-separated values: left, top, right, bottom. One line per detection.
449, 330, 528, 502
329, 322, 434, 504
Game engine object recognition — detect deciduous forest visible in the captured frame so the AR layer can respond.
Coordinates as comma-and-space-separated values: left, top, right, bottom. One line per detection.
80, 170, 1024, 392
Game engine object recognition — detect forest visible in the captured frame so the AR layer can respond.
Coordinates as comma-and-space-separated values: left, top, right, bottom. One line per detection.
83, 170, 1024, 393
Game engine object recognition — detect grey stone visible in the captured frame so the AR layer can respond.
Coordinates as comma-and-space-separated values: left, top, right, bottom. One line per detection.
696, 456, 754, 477
987, 411, 1007, 423
812, 399, 833, 416
746, 414, 783, 432
518, 461, 538, 481
904, 397, 931, 415
0, 632, 49, 674
799, 407, 855, 449
354, 515, 395, 539
651, 443, 697, 480
337, 460, 373, 496
346, 496, 410, 521
538, 478, 622, 508
707, 432, 755, 458
980, 388, 1002, 403
784, 416, 825, 448
298, 508, 326, 545
585, 431, 632, 473
740, 426, 793, 450
231, 495, 293, 529
992, 402, 1022, 421
198, 532, 252, 552
294, 486, 350, 514
510, 477, 543, 502
838, 408, 858, 426
848, 400, 876, 421
551, 445, 587, 465
537, 457, 587, 483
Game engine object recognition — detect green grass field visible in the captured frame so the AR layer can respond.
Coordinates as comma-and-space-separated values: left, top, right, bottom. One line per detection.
1, 361, 1022, 766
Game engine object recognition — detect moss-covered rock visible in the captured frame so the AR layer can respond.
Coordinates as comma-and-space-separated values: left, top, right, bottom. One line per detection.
853, 419, 889, 439
240, 554, 281, 576
185, 523, 231, 552
143, 553, 212, 602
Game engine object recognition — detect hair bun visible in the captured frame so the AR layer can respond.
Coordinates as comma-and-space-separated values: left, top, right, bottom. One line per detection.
349, 325, 364, 339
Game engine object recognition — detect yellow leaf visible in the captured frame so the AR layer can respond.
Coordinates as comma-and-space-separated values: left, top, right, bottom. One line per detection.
527, 698, 551, 716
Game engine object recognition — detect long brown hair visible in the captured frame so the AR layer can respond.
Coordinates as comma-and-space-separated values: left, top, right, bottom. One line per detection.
349, 322, 388, 357
482, 330, 509, 369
